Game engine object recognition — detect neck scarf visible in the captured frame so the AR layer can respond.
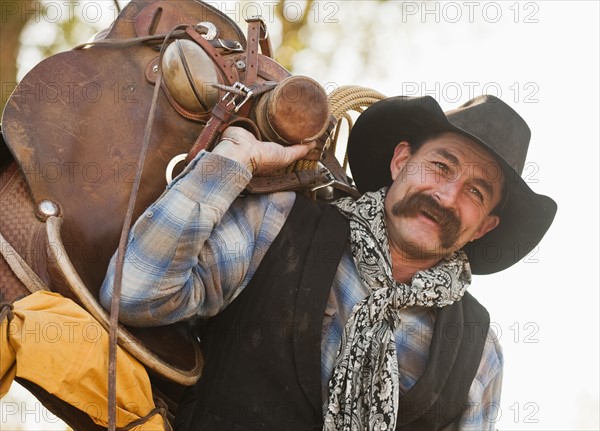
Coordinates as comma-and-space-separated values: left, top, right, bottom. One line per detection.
325, 188, 471, 431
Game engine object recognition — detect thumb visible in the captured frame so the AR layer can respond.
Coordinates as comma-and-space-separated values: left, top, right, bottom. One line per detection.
284, 141, 319, 163
254, 141, 319, 175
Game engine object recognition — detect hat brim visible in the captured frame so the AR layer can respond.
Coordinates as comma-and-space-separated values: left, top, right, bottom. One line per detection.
347, 96, 557, 275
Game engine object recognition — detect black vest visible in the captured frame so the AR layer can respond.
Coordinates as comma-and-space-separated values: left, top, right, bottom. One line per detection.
174, 195, 490, 431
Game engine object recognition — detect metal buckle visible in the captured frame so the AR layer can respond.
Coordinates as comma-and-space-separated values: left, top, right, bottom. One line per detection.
197, 21, 217, 40
221, 82, 254, 113
310, 162, 336, 192
216, 38, 244, 52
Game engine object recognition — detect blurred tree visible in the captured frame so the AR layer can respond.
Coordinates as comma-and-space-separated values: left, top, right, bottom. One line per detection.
1, 0, 109, 112
1, 0, 34, 110
273, 0, 391, 72
274, 0, 315, 70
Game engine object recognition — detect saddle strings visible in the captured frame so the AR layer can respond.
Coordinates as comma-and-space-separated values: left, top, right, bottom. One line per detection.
106, 24, 191, 431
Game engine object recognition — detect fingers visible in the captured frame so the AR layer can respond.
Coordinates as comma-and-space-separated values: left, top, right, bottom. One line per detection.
254, 141, 319, 176
217, 126, 320, 176
284, 140, 318, 162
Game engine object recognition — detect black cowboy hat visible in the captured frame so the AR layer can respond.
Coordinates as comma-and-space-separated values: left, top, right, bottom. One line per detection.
347, 95, 557, 275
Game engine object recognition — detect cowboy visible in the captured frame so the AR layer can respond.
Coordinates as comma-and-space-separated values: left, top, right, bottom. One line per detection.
100, 95, 556, 430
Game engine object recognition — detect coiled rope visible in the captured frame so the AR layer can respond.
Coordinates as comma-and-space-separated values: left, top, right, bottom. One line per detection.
289, 85, 385, 174
326, 85, 386, 171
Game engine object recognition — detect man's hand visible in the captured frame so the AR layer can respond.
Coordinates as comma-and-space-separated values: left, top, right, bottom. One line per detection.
212, 126, 317, 176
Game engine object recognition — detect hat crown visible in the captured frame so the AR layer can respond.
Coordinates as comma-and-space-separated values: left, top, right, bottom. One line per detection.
445, 95, 530, 175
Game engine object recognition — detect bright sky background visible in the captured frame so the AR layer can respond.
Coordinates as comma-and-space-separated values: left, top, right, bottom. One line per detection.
2, 1, 599, 430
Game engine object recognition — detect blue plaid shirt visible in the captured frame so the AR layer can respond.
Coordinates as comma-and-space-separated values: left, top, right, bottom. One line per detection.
101, 151, 503, 430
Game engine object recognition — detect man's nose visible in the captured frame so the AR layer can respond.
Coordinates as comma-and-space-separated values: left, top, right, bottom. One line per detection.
432, 180, 461, 207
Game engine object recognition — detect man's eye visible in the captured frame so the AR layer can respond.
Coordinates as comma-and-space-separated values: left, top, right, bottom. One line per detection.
469, 187, 484, 201
434, 162, 449, 174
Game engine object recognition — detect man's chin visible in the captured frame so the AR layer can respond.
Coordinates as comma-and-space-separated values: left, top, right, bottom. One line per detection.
397, 239, 452, 261
390, 217, 459, 259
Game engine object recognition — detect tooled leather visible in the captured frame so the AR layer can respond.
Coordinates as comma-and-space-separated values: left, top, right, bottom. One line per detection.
0, 161, 50, 303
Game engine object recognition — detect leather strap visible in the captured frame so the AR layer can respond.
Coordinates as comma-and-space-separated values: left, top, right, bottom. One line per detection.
243, 18, 264, 87
107, 26, 181, 431
246, 160, 360, 198
246, 169, 325, 193
74, 25, 243, 52
259, 28, 273, 58
236, 18, 269, 120
247, 15, 273, 59
184, 27, 238, 85
320, 146, 350, 185
184, 103, 237, 163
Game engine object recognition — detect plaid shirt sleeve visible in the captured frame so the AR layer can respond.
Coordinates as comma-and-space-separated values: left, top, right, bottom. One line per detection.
100, 151, 295, 327
442, 326, 504, 430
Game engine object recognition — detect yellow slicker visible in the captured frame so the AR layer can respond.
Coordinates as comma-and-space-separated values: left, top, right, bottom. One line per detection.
0, 291, 166, 430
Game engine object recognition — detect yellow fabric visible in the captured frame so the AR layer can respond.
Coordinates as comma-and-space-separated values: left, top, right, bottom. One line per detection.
0, 291, 166, 430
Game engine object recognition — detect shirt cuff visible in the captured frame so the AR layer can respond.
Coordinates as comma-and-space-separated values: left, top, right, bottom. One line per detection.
169, 150, 252, 214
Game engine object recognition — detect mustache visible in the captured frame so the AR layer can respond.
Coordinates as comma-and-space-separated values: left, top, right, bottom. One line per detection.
391, 193, 460, 249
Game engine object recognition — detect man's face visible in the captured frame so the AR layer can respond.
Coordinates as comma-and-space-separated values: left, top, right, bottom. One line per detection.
384, 132, 505, 261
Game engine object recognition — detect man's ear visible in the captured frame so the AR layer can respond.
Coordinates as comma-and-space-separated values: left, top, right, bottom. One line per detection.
471, 215, 500, 241
390, 141, 412, 181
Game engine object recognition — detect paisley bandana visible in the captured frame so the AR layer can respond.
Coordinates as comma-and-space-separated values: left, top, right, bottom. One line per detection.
325, 188, 471, 431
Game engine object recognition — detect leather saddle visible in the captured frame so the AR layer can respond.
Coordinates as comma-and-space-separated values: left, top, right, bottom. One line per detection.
1, 0, 354, 387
